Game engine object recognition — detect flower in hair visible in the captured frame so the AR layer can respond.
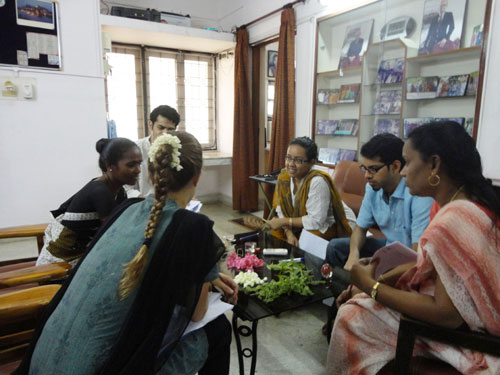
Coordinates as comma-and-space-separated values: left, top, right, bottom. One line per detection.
148, 134, 183, 171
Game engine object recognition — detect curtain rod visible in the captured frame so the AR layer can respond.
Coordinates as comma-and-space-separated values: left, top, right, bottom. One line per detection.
239, 0, 305, 30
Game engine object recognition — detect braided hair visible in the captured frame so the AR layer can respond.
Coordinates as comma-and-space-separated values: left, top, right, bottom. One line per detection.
408, 121, 500, 223
118, 131, 202, 299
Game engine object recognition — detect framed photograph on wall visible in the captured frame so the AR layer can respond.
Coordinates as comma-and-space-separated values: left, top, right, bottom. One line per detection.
338, 20, 373, 70
418, 0, 467, 56
267, 50, 278, 78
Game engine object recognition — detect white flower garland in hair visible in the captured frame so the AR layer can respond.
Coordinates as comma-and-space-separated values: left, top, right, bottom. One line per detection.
148, 134, 183, 171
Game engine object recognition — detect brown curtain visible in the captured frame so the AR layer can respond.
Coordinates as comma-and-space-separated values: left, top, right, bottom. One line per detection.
232, 28, 259, 211
265, 7, 296, 217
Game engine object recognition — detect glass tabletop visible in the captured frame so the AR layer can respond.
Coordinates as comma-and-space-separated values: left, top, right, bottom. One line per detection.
231, 231, 333, 322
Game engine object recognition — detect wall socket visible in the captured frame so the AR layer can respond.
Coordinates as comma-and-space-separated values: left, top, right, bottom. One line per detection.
1, 77, 37, 100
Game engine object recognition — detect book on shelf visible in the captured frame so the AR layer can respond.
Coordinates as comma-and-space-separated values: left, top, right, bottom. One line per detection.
372, 89, 402, 114
470, 24, 483, 47
318, 148, 356, 164
403, 118, 433, 138
338, 84, 361, 103
434, 117, 465, 126
464, 118, 474, 136
375, 58, 404, 84
351, 121, 359, 136
317, 88, 341, 104
335, 119, 358, 135
406, 77, 439, 99
374, 119, 400, 136
329, 88, 340, 104
316, 119, 339, 135
437, 74, 469, 97
317, 89, 330, 104
466, 72, 479, 96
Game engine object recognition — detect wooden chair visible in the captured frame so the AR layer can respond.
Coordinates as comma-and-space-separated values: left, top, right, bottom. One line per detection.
0, 224, 70, 294
0, 263, 71, 289
0, 224, 47, 269
378, 316, 500, 375
0, 284, 61, 374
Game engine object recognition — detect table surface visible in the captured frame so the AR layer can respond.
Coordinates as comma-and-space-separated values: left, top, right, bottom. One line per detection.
248, 175, 278, 186
231, 231, 332, 321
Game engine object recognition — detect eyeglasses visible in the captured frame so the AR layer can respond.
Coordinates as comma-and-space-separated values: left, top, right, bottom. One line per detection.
359, 163, 389, 174
285, 156, 308, 165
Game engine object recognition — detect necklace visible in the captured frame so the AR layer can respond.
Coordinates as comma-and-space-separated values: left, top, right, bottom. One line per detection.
449, 185, 464, 203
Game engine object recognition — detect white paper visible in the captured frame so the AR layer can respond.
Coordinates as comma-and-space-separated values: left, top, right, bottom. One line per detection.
17, 50, 28, 66
183, 292, 233, 336
298, 230, 329, 260
186, 199, 202, 213
26, 33, 40, 59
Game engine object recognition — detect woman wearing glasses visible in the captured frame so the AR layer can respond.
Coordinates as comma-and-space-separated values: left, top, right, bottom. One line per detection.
327, 122, 500, 374
268, 136, 354, 246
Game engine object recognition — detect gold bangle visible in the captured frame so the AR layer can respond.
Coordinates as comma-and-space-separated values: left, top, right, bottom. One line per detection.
371, 281, 380, 300
289, 217, 292, 227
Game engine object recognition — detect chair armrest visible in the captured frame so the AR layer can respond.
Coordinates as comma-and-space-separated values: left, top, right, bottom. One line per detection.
399, 315, 500, 356
0, 284, 60, 325
0, 263, 71, 289
0, 224, 48, 254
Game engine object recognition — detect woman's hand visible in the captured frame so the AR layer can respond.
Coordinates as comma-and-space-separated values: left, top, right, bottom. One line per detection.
268, 217, 286, 230
212, 273, 239, 304
350, 258, 378, 294
335, 285, 362, 308
285, 231, 299, 247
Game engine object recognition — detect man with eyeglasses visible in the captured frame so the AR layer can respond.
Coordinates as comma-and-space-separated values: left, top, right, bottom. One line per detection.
325, 133, 433, 271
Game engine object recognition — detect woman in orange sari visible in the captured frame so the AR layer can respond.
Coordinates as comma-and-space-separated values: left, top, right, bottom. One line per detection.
327, 122, 500, 374
268, 137, 354, 246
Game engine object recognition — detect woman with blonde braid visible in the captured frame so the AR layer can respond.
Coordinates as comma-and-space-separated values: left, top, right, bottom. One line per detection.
16, 131, 236, 375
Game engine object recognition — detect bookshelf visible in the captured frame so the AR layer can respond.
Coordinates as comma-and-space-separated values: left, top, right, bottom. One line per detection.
313, 0, 490, 164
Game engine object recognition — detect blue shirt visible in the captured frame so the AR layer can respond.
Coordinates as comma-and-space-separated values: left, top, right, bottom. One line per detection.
356, 178, 433, 247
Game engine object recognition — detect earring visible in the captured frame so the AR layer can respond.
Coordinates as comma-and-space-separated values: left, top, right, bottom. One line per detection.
109, 168, 113, 172
428, 174, 440, 187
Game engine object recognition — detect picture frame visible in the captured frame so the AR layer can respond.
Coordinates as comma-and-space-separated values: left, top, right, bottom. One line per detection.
267, 50, 278, 78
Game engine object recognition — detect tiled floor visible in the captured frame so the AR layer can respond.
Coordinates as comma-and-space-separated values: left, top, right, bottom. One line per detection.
199, 203, 330, 375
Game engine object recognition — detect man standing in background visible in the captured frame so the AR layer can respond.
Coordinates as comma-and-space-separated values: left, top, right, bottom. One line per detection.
126, 105, 180, 197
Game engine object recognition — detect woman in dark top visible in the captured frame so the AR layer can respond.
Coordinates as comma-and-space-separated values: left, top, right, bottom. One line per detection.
17, 131, 235, 375
36, 137, 142, 266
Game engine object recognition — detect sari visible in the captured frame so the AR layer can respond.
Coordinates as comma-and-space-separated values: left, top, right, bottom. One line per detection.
272, 169, 352, 241
327, 200, 500, 375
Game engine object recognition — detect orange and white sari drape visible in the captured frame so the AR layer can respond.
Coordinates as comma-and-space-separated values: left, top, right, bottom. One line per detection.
327, 200, 500, 375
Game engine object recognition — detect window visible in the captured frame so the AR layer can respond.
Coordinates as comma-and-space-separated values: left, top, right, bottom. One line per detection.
106, 45, 216, 148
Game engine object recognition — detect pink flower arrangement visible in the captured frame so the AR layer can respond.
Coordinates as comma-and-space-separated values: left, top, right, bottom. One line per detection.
227, 252, 264, 272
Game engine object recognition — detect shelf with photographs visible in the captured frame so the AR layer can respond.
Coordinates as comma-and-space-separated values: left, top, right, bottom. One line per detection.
403, 47, 481, 136
314, 65, 362, 163
359, 39, 409, 145
313, 0, 490, 159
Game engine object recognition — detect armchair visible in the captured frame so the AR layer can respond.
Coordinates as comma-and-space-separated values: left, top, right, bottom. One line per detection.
0, 284, 61, 374
378, 316, 500, 375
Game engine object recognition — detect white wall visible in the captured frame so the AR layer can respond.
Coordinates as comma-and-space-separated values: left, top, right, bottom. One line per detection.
477, 0, 500, 185
102, 0, 221, 29
0, 0, 106, 227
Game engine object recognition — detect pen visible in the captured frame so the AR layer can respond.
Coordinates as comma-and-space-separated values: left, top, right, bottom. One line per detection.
238, 233, 259, 242
279, 257, 304, 263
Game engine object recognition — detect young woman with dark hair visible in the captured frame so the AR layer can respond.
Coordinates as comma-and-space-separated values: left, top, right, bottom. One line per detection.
19, 131, 236, 375
327, 122, 500, 374
268, 136, 355, 246
36, 137, 142, 266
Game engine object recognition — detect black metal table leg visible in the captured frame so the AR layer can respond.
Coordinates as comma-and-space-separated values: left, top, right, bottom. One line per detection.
232, 314, 259, 375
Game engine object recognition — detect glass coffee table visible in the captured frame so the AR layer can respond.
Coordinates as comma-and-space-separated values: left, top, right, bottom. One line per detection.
230, 231, 333, 375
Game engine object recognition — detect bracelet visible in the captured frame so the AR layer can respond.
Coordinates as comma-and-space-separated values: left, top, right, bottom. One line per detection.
370, 281, 380, 300
289, 217, 293, 227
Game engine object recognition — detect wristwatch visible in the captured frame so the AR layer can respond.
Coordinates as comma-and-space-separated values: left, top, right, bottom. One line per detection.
371, 281, 380, 300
